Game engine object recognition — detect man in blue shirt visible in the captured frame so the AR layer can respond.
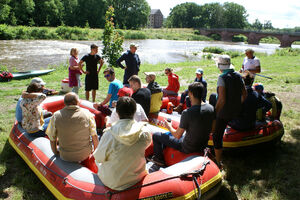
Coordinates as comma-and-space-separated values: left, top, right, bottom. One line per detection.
116, 43, 141, 85
94, 67, 123, 108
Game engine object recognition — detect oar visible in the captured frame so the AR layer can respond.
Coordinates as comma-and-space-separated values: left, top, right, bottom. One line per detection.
256, 74, 273, 79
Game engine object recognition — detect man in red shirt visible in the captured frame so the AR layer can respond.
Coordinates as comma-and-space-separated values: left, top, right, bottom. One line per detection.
162, 68, 180, 97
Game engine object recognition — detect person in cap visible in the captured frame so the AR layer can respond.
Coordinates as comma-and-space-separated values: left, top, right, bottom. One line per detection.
240, 48, 261, 74
145, 72, 163, 113
93, 96, 151, 191
162, 67, 180, 97
211, 55, 247, 166
116, 43, 141, 85
93, 67, 123, 108
174, 68, 207, 113
79, 44, 104, 102
106, 87, 148, 127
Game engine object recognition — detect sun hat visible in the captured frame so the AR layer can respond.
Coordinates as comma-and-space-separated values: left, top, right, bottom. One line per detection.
195, 68, 204, 74
216, 55, 235, 70
144, 72, 156, 77
30, 77, 46, 86
117, 87, 134, 97
130, 43, 139, 48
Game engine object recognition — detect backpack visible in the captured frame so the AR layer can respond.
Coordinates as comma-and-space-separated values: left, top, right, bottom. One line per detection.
0, 71, 13, 82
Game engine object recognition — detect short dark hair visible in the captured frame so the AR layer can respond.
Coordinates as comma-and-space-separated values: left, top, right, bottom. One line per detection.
26, 82, 43, 93
64, 92, 79, 106
165, 67, 172, 72
103, 67, 115, 75
128, 75, 141, 86
242, 71, 254, 86
188, 82, 204, 101
116, 97, 136, 119
91, 44, 98, 49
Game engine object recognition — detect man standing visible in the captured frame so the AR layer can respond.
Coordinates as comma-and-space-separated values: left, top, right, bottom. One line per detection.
94, 67, 123, 108
150, 82, 215, 168
46, 92, 99, 172
116, 43, 141, 85
162, 67, 180, 97
79, 44, 104, 102
241, 48, 261, 74
128, 75, 151, 116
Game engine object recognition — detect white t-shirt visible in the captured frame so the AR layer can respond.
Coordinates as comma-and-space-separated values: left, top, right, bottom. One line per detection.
107, 103, 148, 125
243, 56, 260, 71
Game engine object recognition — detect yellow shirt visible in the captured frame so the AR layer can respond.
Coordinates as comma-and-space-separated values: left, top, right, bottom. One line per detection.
150, 92, 163, 113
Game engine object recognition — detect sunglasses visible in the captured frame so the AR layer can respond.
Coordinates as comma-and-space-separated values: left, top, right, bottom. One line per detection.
104, 74, 110, 78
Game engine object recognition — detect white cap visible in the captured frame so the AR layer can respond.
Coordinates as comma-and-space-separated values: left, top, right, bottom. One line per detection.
130, 43, 139, 48
30, 77, 46, 86
216, 55, 235, 70
144, 72, 156, 77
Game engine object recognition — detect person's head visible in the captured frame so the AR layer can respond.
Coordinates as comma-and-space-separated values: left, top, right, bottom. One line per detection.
129, 43, 138, 54
70, 48, 79, 57
216, 55, 234, 72
30, 77, 46, 88
90, 44, 98, 54
26, 82, 44, 93
64, 92, 79, 106
128, 75, 142, 92
195, 68, 203, 79
187, 82, 204, 103
117, 87, 134, 97
253, 83, 264, 94
103, 67, 115, 82
242, 71, 255, 86
245, 48, 254, 59
116, 97, 136, 119
144, 72, 156, 83
164, 67, 173, 76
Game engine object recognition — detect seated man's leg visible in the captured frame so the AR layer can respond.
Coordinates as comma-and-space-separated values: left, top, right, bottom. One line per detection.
179, 90, 188, 104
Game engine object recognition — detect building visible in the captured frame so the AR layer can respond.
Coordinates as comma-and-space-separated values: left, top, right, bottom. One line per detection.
149, 9, 163, 28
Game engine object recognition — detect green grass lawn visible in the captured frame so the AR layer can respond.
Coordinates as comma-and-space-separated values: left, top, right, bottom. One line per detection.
0, 52, 300, 199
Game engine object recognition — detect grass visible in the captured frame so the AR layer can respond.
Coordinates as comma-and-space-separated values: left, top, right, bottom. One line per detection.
0, 51, 300, 199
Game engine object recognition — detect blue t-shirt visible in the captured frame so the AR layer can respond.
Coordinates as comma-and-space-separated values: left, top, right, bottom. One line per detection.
16, 97, 23, 123
108, 79, 123, 107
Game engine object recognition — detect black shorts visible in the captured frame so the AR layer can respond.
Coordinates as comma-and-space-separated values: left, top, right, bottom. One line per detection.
85, 74, 98, 91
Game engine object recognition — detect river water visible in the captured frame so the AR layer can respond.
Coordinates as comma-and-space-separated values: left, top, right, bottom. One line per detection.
0, 39, 299, 71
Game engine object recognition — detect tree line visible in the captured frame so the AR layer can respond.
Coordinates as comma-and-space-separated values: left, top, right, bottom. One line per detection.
0, 0, 150, 29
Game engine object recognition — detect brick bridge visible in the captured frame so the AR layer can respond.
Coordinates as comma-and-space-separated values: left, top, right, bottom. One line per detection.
198, 28, 300, 47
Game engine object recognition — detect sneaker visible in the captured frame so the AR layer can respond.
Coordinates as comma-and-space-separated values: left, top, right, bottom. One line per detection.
146, 156, 166, 167
148, 163, 161, 173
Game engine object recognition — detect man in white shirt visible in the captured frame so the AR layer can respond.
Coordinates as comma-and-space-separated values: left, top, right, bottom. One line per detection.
241, 48, 261, 74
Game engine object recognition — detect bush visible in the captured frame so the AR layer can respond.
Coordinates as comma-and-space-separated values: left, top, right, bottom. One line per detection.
203, 46, 224, 54
124, 31, 147, 39
274, 48, 300, 56
225, 50, 242, 58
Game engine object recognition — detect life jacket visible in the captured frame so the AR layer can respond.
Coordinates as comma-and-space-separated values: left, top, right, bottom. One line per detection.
0, 71, 13, 82
256, 92, 282, 121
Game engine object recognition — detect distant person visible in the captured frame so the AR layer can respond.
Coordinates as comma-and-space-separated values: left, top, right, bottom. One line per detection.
174, 68, 207, 113
240, 48, 261, 75
94, 67, 123, 108
128, 75, 151, 116
46, 92, 99, 173
79, 44, 104, 102
20, 82, 50, 137
69, 48, 82, 94
116, 43, 141, 85
162, 67, 180, 97
211, 55, 247, 165
150, 82, 214, 169
93, 97, 151, 191
106, 87, 148, 127
144, 72, 163, 113
229, 72, 272, 131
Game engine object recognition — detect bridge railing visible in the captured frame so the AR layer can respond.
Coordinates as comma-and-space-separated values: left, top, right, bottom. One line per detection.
198, 28, 300, 36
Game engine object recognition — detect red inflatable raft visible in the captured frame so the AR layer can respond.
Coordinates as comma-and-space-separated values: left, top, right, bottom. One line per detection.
9, 96, 222, 200
148, 112, 284, 149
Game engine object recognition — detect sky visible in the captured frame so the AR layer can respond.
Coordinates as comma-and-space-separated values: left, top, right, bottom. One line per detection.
146, 0, 300, 29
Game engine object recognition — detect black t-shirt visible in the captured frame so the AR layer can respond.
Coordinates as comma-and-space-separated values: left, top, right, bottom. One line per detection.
81, 54, 101, 76
179, 103, 215, 153
132, 88, 151, 115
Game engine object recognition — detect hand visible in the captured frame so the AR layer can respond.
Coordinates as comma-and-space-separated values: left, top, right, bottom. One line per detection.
164, 119, 172, 130
86, 71, 90, 75
93, 103, 100, 110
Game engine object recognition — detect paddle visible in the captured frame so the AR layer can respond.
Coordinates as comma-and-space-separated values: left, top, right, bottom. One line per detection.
256, 74, 273, 79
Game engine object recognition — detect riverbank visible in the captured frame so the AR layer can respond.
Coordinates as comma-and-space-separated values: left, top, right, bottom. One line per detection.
0, 51, 299, 199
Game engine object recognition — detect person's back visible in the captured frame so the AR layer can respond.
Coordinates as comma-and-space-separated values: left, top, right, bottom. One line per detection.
94, 97, 151, 190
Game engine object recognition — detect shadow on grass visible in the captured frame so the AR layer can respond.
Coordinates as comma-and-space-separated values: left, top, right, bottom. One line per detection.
217, 128, 300, 200
0, 140, 54, 200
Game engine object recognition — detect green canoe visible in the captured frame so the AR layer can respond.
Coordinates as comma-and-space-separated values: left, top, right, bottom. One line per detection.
11, 69, 55, 80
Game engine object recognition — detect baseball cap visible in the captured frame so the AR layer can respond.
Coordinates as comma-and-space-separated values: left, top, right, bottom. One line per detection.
195, 68, 204, 74
31, 77, 46, 86
118, 87, 134, 97
130, 43, 139, 48
216, 55, 235, 70
144, 72, 156, 77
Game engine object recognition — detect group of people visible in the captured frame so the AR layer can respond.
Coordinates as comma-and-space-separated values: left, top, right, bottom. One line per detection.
15, 45, 282, 191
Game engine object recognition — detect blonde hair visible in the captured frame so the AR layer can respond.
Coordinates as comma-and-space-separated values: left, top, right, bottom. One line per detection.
70, 48, 79, 56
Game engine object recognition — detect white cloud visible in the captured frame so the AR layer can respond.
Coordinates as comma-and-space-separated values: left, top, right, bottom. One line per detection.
146, 0, 300, 28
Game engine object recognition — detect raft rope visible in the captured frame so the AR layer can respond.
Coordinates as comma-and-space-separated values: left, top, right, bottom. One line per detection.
12, 125, 211, 200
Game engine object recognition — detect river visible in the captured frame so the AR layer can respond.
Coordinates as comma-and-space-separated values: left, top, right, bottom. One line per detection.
0, 39, 299, 71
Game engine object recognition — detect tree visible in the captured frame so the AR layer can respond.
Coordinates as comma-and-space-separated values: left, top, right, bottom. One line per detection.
194, 3, 225, 28
102, 6, 124, 67
61, 0, 78, 26
10, 0, 35, 25
33, 0, 64, 26
263, 20, 274, 30
107, 0, 150, 29
252, 19, 263, 30
223, 2, 248, 29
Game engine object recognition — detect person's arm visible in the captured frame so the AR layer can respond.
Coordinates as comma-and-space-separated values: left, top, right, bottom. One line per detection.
78, 60, 88, 74
100, 94, 112, 106
116, 53, 126, 69
69, 57, 80, 70
241, 85, 247, 103
97, 58, 104, 74
92, 135, 99, 151
164, 120, 185, 139
215, 86, 226, 113
50, 140, 59, 155
260, 95, 272, 113
22, 91, 41, 99
46, 116, 59, 155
